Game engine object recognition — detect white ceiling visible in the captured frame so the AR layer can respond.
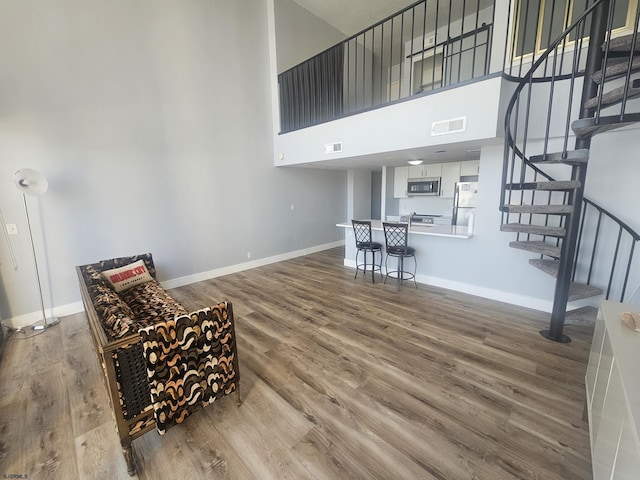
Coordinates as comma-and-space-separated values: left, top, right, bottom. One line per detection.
290, 141, 486, 171
291, 0, 417, 36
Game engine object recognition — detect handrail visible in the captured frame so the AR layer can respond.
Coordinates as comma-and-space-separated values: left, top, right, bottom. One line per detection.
405, 23, 493, 58
582, 198, 640, 243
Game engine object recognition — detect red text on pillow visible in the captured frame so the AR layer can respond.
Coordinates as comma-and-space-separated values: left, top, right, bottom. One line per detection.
109, 265, 147, 283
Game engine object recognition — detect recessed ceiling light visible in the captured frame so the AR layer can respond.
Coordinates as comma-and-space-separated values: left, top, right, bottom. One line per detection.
435, 150, 446, 154
407, 160, 423, 165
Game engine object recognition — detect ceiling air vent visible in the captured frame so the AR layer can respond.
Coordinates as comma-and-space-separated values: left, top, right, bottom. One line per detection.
324, 141, 343, 154
431, 117, 467, 136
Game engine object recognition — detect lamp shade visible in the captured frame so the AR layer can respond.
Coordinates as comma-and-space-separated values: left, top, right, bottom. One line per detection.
12, 168, 48, 196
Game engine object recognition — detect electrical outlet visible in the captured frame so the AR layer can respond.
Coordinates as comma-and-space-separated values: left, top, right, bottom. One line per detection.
247, 251, 252, 259
6, 224, 18, 235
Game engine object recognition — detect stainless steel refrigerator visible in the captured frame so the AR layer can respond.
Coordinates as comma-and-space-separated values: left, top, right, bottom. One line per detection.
452, 181, 478, 226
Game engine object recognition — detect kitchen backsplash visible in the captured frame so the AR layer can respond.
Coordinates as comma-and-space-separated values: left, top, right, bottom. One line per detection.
398, 196, 453, 216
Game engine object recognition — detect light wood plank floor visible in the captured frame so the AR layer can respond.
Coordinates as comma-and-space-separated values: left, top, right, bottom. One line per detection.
0, 247, 594, 479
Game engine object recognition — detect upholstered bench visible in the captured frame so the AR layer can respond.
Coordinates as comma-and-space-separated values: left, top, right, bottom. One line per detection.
76, 253, 240, 476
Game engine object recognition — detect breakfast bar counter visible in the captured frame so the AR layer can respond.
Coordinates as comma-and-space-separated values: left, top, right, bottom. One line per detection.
336, 220, 472, 239
337, 219, 475, 287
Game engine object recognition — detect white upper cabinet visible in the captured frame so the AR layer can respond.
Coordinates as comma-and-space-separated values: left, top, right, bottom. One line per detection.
395, 161, 480, 199
408, 165, 424, 178
408, 164, 442, 178
440, 162, 461, 198
460, 160, 480, 176
424, 163, 442, 178
394, 166, 409, 198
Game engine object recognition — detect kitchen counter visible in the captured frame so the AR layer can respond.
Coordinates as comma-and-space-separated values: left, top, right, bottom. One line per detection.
336, 220, 471, 239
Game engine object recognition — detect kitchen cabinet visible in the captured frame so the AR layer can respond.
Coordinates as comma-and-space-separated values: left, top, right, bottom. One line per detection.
440, 162, 461, 198
408, 164, 442, 178
394, 166, 409, 198
585, 301, 640, 480
460, 160, 480, 176
408, 165, 423, 178
397, 161, 479, 199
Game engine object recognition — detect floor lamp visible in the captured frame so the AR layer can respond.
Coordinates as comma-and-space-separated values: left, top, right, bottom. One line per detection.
12, 168, 59, 331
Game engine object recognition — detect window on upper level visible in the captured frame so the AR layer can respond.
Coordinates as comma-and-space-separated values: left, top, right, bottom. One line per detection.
513, 0, 635, 58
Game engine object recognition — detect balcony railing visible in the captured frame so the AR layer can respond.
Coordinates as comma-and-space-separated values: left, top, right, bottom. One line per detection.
278, 0, 496, 133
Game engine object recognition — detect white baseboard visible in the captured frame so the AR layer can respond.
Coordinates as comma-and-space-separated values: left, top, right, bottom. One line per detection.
161, 240, 344, 289
343, 258, 557, 313
3, 301, 85, 330
2, 241, 345, 329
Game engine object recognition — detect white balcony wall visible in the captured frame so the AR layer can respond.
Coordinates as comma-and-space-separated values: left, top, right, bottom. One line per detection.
275, 76, 503, 166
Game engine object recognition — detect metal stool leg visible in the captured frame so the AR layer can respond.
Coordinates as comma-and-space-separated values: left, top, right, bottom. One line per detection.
383, 254, 389, 285
412, 254, 418, 289
371, 250, 376, 283
397, 254, 403, 291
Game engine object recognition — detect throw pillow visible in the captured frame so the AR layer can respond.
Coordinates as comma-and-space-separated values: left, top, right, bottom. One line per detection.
102, 259, 153, 293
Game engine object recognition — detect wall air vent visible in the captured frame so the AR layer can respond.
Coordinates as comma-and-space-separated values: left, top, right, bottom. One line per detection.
431, 117, 467, 136
423, 35, 435, 49
324, 141, 343, 154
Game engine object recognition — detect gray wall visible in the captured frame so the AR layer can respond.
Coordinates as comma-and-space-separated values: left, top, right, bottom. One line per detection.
347, 170, 372, 221
274, 0, 346, 73
371, 171, 382, 220
0, 0, 347, 321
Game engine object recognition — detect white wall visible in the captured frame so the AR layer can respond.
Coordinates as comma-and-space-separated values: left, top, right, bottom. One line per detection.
275, 76, 503, 166
0, 0, 347, 325
274, 0, 346, 73
347, 170, 372, 221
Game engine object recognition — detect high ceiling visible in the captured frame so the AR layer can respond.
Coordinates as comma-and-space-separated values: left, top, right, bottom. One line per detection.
290, 0, 495, 37
291, 0, 417, 36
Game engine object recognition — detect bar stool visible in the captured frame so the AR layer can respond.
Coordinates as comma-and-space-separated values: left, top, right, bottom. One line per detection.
383, 222, 417, 291
351, 220, 383, 283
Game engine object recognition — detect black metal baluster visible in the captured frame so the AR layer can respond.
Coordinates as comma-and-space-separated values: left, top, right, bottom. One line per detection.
433, 0, 441, 89
420, 1, 427, 92
620, 242, 636, 302
606, 228, 624, 299
457, 0, 467, 83
587, 211, 603, 284
572, 201, 589, 282
619, 3, 640, 119
472, 0, 480, 78
410, 5, 415, 95
400, 11, 405, 99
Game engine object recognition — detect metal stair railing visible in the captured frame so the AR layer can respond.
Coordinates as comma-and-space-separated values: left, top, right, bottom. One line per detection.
502, 0, 640, 339
278, 0, 497, 133
511, 159, 640, 306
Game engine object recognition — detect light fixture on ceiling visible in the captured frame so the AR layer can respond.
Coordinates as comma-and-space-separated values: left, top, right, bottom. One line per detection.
407, 160, 423, 166
12, 168, 59, 331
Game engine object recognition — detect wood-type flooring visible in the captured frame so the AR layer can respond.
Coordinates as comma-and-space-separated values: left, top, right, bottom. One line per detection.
0, 247, 594, 479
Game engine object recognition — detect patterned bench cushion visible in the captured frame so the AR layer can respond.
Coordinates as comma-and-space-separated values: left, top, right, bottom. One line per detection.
119, 279, 188, 330
139, 303, 238, 434
82, 255, 186, 339
88, 282, 139, 339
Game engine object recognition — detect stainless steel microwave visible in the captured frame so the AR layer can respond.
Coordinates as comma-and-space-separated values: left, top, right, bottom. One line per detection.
407, 177, 441, 196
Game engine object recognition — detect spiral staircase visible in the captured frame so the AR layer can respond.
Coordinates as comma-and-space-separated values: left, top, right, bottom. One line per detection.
501, 0, 640, 342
